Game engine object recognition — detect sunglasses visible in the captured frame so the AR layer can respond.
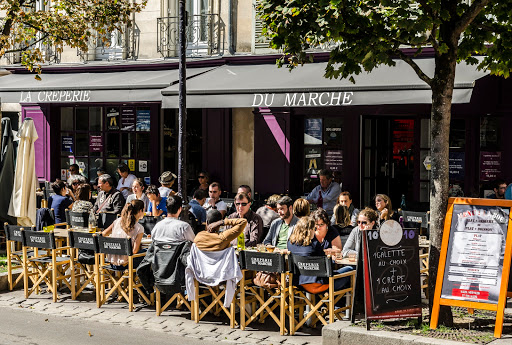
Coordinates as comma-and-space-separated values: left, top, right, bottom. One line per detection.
198, 175, 206, 178
357, 221, 368, 225
235, 202, 249, 207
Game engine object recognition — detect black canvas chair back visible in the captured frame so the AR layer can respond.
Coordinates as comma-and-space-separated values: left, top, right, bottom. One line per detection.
66, 210, 90, 228
98, 212, 118, 229
289, 254, 332, 278
138, 215, 163, 235
401, 210, 428, 229
97, 236, 132, 256
21, 230, 56, 250
5, 224, 26, 242
240, 251, 286, 273
44, 181, 56, 200
68, 231, 99, 252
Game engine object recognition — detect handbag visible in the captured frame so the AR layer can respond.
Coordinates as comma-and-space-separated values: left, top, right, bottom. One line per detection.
253, 271, 281, 289
78, 249, 96, 265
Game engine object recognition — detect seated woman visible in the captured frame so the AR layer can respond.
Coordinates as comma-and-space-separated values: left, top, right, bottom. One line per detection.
126, 178, 150, 211
342, 207, 378, 258
311, 208, 342, 253
293, 198, 310, 218
146, 184, 167, 217
48, 180, 73, 225
101, 199, 145, 269
71, 183, 93, 214
330, 204, 354, 236
287, 216, 353, 294
375, 193, 399, 227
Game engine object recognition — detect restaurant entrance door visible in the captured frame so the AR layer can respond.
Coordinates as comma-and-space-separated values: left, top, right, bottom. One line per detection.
362, 116, 416, 209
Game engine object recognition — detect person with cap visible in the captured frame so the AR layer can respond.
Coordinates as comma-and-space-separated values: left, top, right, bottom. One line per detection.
158, 171, 177, 198
117, 163, 137, 199
194, 209, 247, 251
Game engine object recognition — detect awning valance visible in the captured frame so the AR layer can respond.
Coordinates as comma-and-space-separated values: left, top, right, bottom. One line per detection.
161, 59, 488, 108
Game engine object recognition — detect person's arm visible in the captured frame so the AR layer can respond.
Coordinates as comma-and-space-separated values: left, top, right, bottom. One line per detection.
247, 216, 263, 246
151, 199, 164, 217
112, 192, 125, 214
183, 224, 196, 242
305, 186, 319, 203
263, 221, 277, 245
133, 232, 144, 254
342, 228, 358, 258
101, 222, 114, 237
331, 236, 342, 251
324, 182, 341, 203
220, 218, 247, 244
92, 195, 100, 213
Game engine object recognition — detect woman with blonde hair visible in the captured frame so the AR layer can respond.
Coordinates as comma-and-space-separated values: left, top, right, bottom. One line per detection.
101, 199, 145, 269
375, 194, 399, 226
293, 198, 310, 218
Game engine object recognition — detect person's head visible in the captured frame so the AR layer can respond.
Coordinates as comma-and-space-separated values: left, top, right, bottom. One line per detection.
319, 169, 334, 189
237, 185, 252, 199
234, 192, 252, 218
337, 191, 353, 208
209, 182, 222, 201
494, 179, 507, 198
333, 204, 351, 227
288, 216, 315, 246
146, 185, 160, 202
159, 171, 176, 187
375, 194, 392, 213
131, 178, 147, 196
120, 199, 145, 234
276, 196, 294, 221
75, 183, 91, 202
96, 166, 106, 177
166, 194, 183, 216
357, 207, 378, 230
266, 194, 281, 210
51, 180, 67, 196
193, 189, 207, 206
293, 198, 310, 218
312, 208, 330, 234
69, 175, 86, 190
198, 171, 210, 184
117, 163, 130, 178
206, 209, 223, 232
98, 174, 114, 192
69, 164, 79, 175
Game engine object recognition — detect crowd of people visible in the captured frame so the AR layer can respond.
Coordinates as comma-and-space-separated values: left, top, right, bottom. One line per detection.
49, 164, 402, 297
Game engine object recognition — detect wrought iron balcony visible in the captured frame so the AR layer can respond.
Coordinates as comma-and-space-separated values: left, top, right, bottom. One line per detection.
157, 14, 224, 58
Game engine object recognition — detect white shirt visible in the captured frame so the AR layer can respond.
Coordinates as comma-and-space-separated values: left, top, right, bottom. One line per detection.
151, 217, 195, 244
203, 198, 227, 212
117, 174, 137, 199
158, 186, 172, 198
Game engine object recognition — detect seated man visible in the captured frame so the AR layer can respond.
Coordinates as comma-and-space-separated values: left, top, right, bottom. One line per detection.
203, 182, 228, 217
93, 174, 125, 215
228, 192, 263, 248
263, 196, 299, 250
189, 189, 207, 225
194, 210, 247, 251
146, 185, 167, 217
151, 195, 195, 244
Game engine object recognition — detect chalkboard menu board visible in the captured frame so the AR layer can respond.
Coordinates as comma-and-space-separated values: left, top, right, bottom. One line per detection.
362, 221, 422, 319
441, 204, 509, 304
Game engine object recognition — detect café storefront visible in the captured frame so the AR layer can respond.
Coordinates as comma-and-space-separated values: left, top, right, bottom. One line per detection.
162, 58, 511, 209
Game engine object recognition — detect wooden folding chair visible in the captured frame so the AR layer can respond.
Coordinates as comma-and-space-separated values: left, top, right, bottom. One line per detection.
420, 252, 429, 298
96, 236, 153, 311
68, 230, 99, 300
239, 251, 288, 335
288, 255, 356, 335
21, 229, 72, 302
4, 224, 36, 290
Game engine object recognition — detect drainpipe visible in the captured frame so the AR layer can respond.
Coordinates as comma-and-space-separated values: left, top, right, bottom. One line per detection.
228, 0, 235, 55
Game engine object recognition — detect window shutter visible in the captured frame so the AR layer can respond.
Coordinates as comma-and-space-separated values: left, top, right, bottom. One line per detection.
252, 0, 275, 54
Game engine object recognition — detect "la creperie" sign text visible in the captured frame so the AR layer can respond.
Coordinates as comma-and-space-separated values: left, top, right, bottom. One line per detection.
20, 90, 91, 103
252, 92, 353, 107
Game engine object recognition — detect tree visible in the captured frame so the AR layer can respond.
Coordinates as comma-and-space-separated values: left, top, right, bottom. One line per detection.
259, 0, 510, 325
0, 0, 147, 75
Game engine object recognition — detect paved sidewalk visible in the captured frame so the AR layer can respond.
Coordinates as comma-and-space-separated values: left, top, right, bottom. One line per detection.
0, 289, 321, 345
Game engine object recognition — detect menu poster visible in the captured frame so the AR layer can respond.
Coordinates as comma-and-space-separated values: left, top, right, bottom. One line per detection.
304, 147, 322, 176
121, 108, 136, 131
304, 118, 322, 145
62, 136, 74, 153
89, 135, 103, 152
480, 151, 502, 181
136, 110, 151, 131
107, 107, 120, 130
449, 152, 465, 180
325, 149, 343, 172
441, 204, 509, 304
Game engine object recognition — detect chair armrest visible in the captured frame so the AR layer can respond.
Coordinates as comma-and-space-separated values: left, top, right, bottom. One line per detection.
131, 252, 147, 258
333, 270, 356, 280
54, 222, 67, 227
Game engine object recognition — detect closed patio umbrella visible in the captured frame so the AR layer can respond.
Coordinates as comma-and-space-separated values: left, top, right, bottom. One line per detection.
8, 118, 38, 226
0, 118, 16, 225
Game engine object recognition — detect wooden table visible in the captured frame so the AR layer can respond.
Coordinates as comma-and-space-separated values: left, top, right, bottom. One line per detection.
335, 257, 357, 266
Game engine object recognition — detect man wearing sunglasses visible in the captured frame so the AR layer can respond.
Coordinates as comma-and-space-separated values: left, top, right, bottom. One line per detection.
227, 192, 263, 248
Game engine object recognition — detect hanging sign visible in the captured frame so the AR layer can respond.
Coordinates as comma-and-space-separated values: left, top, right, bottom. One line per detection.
107, 107, 120, 130
304, 118, 322, 145
480, 151, 502, 181
139, 160, 148, 173
449, 152, 465, 180
128, 159, 135, 172
121, 108, 136, 131
136, 109, 151, 131
89, 135, 103, 152
61, 136, 74, 153
431, 198, 512, 338
325, 149, 343, 172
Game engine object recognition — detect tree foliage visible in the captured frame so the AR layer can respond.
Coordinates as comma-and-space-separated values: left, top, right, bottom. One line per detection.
0, 0, 147, 73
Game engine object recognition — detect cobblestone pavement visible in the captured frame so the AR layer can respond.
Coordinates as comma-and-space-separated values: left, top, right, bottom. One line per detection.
0, 289, 321, 345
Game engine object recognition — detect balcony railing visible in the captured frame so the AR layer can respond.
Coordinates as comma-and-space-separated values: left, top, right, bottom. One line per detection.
77, 25, 139, 62
157, 14, 224, 58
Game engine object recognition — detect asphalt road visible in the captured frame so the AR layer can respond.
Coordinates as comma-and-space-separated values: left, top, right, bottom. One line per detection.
0, 306, 209, 345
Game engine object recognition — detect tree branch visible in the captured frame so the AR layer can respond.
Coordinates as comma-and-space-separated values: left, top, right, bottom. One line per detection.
395, 49, 433, 86
453, 0, 492, 38
20, 21, 72, 41
4, 33, 49, 53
